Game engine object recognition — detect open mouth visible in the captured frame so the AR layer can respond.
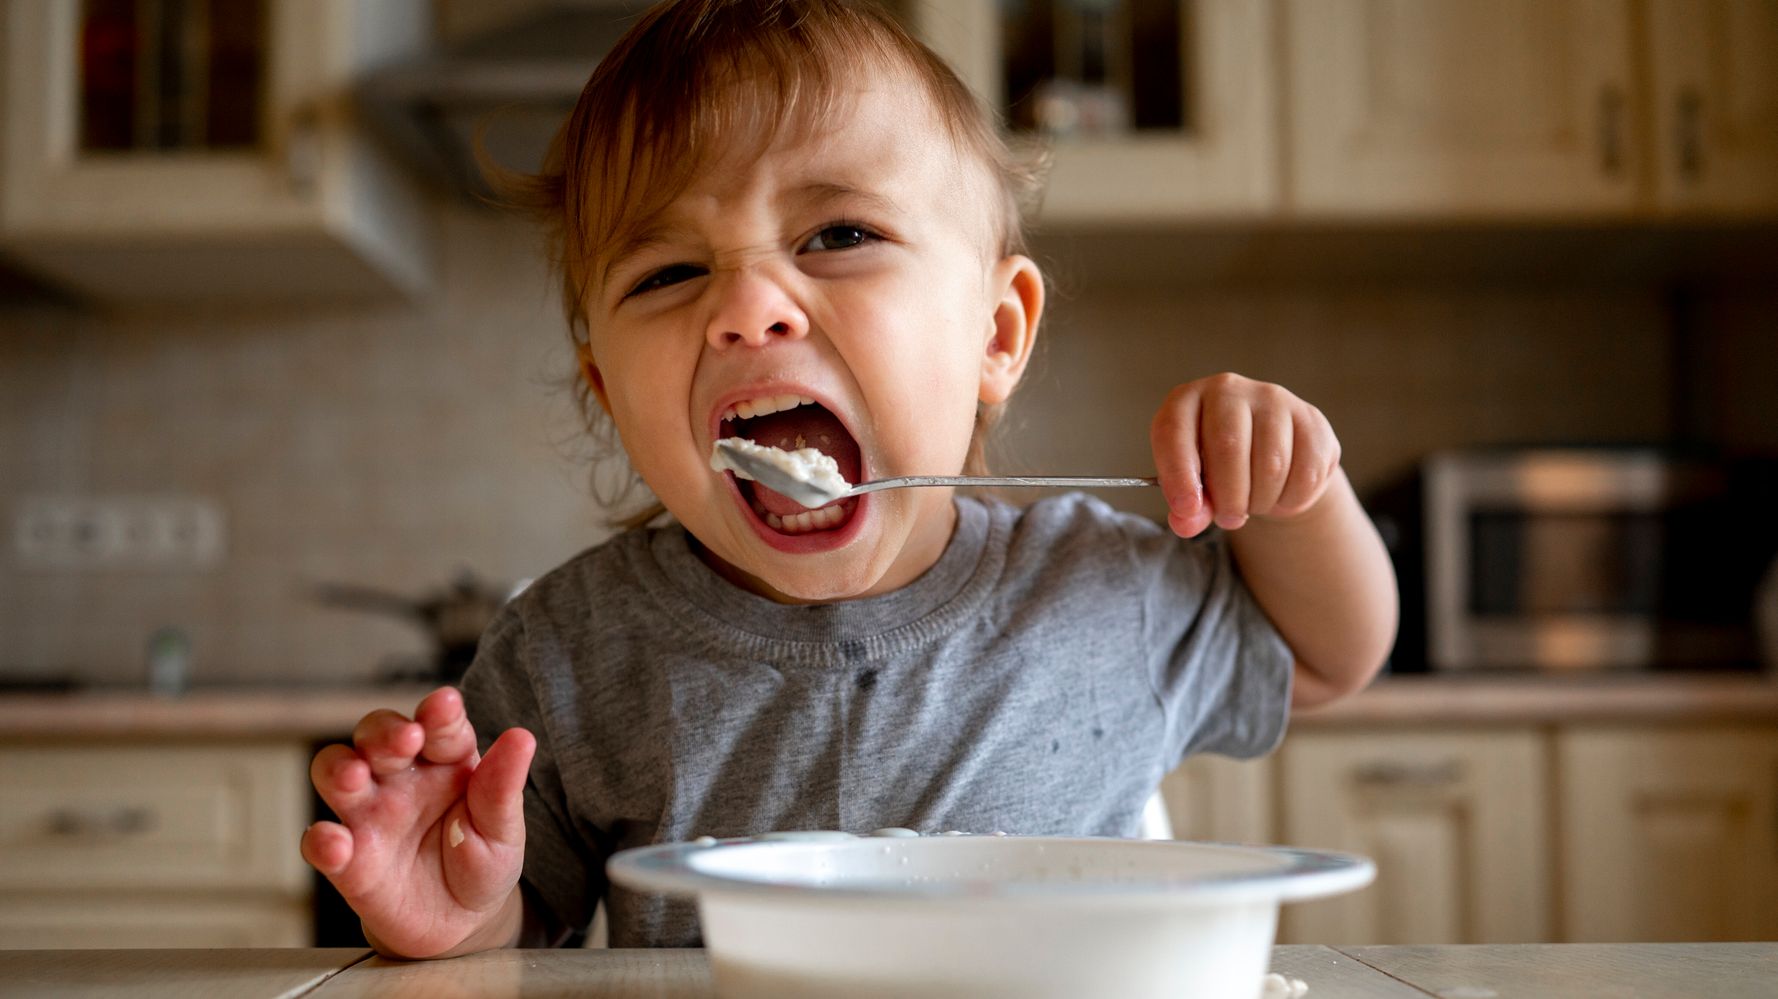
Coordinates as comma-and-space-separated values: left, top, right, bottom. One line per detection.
718, 393, 862, 536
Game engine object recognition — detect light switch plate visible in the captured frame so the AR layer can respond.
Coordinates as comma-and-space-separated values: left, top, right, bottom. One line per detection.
12, 495, 226, 570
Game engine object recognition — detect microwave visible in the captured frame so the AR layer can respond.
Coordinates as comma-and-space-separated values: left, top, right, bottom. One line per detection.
1421, 448, 1775, 672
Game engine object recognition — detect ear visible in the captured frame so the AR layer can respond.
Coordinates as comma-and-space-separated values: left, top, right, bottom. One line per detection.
577, 343, 613, 416
979, 254, 1044, 406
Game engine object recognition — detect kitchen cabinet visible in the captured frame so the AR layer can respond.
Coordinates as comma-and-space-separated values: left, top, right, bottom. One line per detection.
1280, 0, 1778, 219
915, 0, 1778, 224
1557, 726, 1778, 943
1645, 0, 1778, 215
1273, 730, 1552, 945
908, 0, 1278, 222
0, 741, 313, 948
0, 0, 433, 303
1280, 0, 1642, 217
1158, 753, 1272, 845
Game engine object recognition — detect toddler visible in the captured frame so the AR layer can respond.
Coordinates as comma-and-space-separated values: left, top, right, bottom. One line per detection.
302, 0, 1397, 957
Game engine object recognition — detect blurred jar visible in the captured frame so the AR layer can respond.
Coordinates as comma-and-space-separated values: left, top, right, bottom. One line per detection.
146, 626, 190, 696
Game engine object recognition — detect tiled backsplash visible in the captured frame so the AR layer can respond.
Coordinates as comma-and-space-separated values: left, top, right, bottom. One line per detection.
1, 206, 1771, 685
1007, 282, 1675, 524
0, 211, 605, 686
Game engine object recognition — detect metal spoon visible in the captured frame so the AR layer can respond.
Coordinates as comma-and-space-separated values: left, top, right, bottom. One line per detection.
713, 438, 1158, 509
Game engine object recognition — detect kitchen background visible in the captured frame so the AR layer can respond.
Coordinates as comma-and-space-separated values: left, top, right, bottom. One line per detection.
14, 253, 1778, 685
1, 0, 1776, 951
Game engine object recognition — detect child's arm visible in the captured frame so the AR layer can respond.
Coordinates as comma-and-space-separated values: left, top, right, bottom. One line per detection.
1151, 374, 1398, 709
302, 687, 542, 957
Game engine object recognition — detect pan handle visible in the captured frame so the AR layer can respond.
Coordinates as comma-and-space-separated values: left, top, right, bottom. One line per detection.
310, 582, 426, 620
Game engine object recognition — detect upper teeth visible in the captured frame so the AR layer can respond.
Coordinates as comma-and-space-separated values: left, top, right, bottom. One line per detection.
723, 394, 815, 422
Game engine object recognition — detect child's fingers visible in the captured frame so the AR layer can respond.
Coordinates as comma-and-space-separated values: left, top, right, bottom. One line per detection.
353, 709, 425, 778
414, 687, 478, 767
303, 822, 387, 909
310, 743, 377, 820
1151, 385, 1213, 537
463, 727, 537, 850
1202, 393, 1252, 530
1247, 407, 1294, 518
1273, 412, 1341, 516
301, 819, 356, 878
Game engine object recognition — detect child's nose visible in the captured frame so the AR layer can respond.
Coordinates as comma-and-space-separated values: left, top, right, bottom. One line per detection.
705, 269, 808, 348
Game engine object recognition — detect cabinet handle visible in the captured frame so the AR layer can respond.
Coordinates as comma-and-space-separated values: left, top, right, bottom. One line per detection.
1676, 88, 1704, 183
46, 805, 156, 838
1598, 85, 1626, 177
1352, 759, 1465, 787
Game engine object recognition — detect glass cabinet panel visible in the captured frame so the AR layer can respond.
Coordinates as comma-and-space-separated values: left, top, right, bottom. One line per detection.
912, 0, 1275, 221
1000, 0, 1186, 138
78, 0, 267, 153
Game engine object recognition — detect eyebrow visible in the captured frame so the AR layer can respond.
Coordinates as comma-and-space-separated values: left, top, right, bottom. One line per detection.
780, 180, 906, 219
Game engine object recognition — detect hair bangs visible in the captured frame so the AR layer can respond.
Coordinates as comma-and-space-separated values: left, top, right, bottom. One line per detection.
564, 4, 907, 302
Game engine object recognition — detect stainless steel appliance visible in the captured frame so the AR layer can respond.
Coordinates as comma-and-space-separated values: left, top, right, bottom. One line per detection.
1424, 447, 1774, 672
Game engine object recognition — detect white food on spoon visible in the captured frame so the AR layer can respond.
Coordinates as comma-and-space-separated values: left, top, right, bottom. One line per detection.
710, 437, 852, 504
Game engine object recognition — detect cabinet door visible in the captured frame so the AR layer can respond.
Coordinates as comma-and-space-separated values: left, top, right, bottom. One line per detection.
912, 0, 1277, 221
0, 0, 431, 300
1159, 754, 1273, 844
1558, 726, 1778, 942
1277, 730, 1550, 945
1281, 0, 1641, 216
1646, 0, 1778, 214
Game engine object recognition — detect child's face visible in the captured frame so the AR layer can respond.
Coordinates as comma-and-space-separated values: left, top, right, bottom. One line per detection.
582, 69, 1039, 602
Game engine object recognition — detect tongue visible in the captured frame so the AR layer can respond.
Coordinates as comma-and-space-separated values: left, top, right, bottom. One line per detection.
735, 406, 861, 518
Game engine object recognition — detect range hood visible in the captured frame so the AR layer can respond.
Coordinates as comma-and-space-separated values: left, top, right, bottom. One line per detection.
356, 3, 640, 198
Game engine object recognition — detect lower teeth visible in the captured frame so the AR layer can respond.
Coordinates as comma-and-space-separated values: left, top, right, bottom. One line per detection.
753, 498, 853, 534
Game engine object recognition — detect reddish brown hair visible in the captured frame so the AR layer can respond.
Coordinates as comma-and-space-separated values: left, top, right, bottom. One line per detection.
495, 0, 1045, 520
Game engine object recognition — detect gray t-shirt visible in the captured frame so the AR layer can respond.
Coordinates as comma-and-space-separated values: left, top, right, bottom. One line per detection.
461, 492, 1292, 948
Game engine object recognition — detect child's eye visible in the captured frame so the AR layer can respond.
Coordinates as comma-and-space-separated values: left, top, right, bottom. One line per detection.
800, 223, 879, 253
626, 263, 706, 298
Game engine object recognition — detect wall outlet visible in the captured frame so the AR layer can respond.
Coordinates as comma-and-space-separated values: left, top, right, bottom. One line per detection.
12, 496, 226, 570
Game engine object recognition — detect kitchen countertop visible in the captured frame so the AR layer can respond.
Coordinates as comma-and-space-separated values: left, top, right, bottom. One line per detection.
0, 685, 437, 740
3, 944, 1773, 997
1, 674, 1775, 741
1294, 672, 1778, 726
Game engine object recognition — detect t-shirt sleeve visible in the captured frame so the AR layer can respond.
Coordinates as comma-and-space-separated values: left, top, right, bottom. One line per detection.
460, 603, 603, 946
1124, 520, 1294, 768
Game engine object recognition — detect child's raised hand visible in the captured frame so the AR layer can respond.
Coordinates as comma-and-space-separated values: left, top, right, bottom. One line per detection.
301, 687, 535, 958
1150, 373, 1342, 539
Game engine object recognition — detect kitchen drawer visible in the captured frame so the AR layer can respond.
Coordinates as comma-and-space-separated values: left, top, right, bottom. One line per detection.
0, 742, 310, 892
0, 893, 311, 948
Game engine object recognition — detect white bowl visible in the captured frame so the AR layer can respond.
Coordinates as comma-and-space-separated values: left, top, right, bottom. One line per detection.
608, 833, 1374, 999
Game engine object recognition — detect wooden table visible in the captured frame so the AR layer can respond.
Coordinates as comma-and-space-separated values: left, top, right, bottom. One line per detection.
3, 944, 1774, 997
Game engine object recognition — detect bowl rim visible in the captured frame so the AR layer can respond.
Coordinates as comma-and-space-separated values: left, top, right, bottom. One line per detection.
606, 835, 1375, 905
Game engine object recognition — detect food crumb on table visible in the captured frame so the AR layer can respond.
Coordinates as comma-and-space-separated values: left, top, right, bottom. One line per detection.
1262, 971, 1309, 998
